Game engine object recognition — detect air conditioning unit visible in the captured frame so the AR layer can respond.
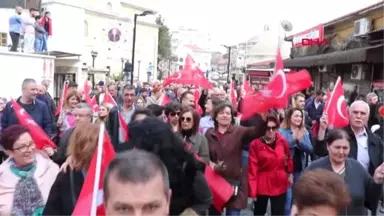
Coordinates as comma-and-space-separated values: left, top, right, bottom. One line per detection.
351, 64, 367, 80
353, 18, 371, 37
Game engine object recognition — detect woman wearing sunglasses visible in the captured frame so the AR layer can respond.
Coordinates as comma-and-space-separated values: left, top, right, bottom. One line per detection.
178, 107, 210, 163
248, 114, 293, 216
165, 102, 182, 132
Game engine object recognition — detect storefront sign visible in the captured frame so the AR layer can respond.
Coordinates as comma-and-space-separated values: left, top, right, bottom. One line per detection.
301, 38, 329, 46
292, 25, 325, 48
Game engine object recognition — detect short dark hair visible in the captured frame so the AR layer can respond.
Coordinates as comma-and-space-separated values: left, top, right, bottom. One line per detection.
316, 90, 324, 96
131, 108, 154, 122
34, 15, 41, 20
45, 11, 50, 15
294, 169, 350, 212
123, 84, 135, 92
0, 125, 30, 151
22, 78, 36, 89
164, 102, 181, 116
103, 149, 170, 201
147, 104, 165, 117
29, 8, 38, 12
326, 128, 350, 146
266, 113, 280, 128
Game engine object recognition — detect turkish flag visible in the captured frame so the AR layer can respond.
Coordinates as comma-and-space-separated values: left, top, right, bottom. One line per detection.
55, 81, 69, 116
286, 69, 313, 96
162, 55, 212, 89
160, 94, 172, 106
229, 81, 238, 110
72, 126, 116, 216
90, 96, 99, 113
193, 89, 203, 115
102, 91, 117, 107
324, 76, 349, 128
10, 100, 57, 149
184, 142, 234, 212
241, 49, 288, 120
118, 113, 129, 142
241, 76, 254, 98
83, 80, 92, 104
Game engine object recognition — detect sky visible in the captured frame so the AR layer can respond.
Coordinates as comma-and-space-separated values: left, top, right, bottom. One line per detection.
134, 0, 381, 46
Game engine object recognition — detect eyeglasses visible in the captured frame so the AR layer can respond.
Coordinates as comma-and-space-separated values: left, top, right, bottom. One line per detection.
181, 117, 192, 123
13, 142, 36, 152
170, 112, 180, 117
266, 126, 278, 131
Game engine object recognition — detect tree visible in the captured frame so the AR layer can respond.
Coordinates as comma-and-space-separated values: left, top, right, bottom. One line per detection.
156, 15, 172, 80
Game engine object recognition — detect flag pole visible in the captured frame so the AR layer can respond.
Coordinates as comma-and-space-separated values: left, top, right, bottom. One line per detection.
324, 76, 341, 113
90, 123, 105, 216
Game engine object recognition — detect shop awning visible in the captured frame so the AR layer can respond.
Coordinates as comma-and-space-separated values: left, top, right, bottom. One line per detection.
284, 44, 383, 68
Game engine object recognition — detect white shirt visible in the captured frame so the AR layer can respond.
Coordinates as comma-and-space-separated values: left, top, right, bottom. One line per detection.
354, 128, 370, 170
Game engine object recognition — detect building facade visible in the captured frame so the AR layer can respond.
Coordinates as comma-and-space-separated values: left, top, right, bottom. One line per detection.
0, 0, 159, 99
284, 1, 383, 99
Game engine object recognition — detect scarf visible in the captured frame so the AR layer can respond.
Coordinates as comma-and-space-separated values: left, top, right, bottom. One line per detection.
10, 159, 45, 216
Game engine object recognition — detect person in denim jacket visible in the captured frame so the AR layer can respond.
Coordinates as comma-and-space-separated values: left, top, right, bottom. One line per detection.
279, 107, 313, 216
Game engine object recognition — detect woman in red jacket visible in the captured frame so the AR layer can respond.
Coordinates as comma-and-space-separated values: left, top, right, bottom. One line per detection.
248, 114, 293, 216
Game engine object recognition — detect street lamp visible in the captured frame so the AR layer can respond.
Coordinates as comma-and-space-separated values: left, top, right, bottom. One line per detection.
131, 10, 156, 85
91, 51, 98, 68
222, 45, 232, 83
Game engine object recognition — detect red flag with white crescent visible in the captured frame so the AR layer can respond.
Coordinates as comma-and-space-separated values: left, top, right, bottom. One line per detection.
241, 49, 288, 120
324, 76, 349, 128
72, 127, 116, 216
11, 99, 57, 149
55, 81, 69, 116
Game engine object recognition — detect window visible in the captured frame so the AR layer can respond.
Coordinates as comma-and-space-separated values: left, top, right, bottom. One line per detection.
0, 33, 7, 47
84, 21, 88, 37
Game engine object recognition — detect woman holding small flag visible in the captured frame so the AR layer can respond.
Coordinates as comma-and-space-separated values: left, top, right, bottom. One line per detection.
57, 90, 81, 135
43, 123, 100, 215
0, 125, 59, 216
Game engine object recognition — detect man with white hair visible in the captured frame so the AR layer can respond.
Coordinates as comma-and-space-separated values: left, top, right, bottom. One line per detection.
317, 100, 382, 177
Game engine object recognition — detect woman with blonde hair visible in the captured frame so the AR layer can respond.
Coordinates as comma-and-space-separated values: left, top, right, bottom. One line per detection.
96, 102, 111, 123
57, 90, 81, 134
43, 122, 100, 215
279, 107, 313, 216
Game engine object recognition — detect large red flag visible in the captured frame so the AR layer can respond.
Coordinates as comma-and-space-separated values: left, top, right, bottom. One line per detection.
83, 80, 92, 104
241, 75, 254, 98
286, 69, 313, 96
160, 94, 172, 105
11, 99, 57, 149
324, 77, 349, 128
102, 91, 117, 107
162, 55, 212, 89
72, 124, 116, 216
184, 142, 234, 212
55, 81, 69, 116
241, 49, 288, 120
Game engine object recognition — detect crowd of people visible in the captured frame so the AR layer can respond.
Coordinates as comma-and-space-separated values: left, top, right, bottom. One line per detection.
0, 77, 383, 216
9, 6, 52, 53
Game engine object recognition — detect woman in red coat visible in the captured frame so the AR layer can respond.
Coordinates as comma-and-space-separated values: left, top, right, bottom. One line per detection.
248, 114, 293, 216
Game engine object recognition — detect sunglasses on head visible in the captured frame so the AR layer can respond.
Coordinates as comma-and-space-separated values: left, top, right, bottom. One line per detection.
266, 126, 278, 131
170, 112, 180, 117
181, 117, 192, 123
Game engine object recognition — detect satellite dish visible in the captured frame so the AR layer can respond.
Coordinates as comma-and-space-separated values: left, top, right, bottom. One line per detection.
281, 20, 293, 32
